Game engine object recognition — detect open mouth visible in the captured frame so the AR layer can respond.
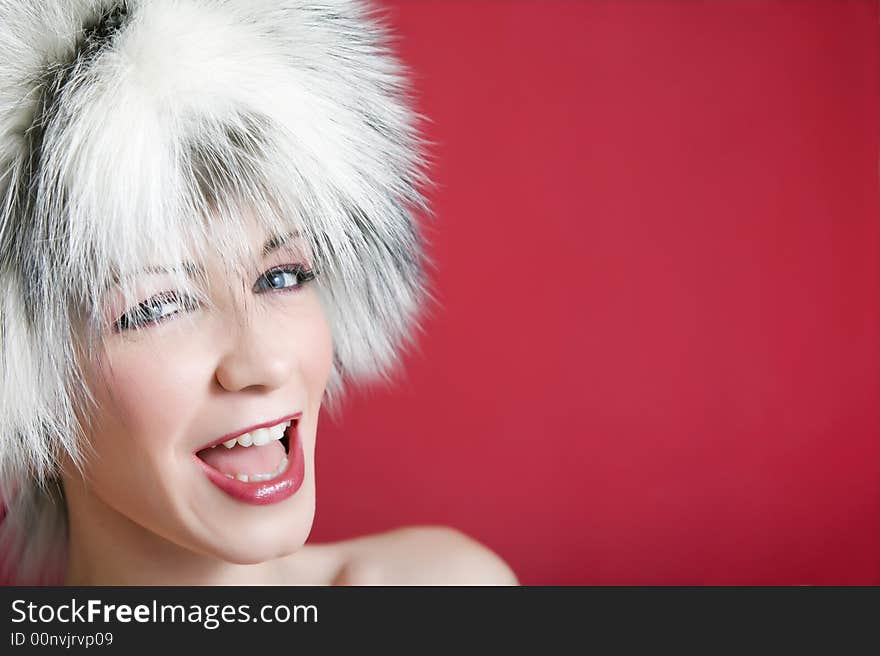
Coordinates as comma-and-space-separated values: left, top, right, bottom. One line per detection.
195, 416, 297, 483
193, 413, 305, 505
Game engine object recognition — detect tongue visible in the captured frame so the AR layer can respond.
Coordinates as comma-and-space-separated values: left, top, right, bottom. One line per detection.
198, 441, 285, 476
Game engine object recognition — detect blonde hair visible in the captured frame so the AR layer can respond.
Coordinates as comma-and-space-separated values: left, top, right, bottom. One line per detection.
0, 0, 431, 583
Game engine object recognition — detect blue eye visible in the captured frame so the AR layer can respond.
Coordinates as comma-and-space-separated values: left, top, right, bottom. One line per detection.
253, 264, 316, 293
112, 264, 316, 332
114, 292, 196, 332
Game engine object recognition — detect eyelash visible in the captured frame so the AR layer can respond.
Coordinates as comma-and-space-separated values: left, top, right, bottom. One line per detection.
113, 264, 317, 332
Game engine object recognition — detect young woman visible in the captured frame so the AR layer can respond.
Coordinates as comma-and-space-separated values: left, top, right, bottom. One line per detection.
0, 0, 516, 585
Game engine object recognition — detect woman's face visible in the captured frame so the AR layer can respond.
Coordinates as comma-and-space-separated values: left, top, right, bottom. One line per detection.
65, 217, 334, 565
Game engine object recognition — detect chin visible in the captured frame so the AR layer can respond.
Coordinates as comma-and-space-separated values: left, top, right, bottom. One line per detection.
190, 487, 317, 566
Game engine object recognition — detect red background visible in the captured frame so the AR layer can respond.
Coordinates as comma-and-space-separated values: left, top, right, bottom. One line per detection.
310, 0, 880, 584
1, 1, 875, 586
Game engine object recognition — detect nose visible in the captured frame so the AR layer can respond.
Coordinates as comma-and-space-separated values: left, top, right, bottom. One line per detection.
214, 316, 296, 393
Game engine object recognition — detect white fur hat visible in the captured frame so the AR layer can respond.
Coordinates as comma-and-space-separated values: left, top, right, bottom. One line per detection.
0, 0, 430, 582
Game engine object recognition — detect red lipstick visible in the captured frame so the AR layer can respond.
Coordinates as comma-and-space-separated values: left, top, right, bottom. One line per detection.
194, 415, 305, 505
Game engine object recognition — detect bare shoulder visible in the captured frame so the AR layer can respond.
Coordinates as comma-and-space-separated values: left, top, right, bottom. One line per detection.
331, 526, 518, 586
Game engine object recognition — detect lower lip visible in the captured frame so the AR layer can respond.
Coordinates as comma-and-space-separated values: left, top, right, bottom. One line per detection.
195, 421, 305, 505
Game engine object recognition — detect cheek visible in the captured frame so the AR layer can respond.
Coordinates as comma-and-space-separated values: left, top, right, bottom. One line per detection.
86, 334, 211, 465
293, 297, 335, 401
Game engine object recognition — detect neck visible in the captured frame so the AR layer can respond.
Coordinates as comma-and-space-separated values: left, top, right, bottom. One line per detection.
62, 475, 332, 586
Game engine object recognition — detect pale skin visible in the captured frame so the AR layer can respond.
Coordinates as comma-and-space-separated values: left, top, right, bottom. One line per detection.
60, 216, 517, 586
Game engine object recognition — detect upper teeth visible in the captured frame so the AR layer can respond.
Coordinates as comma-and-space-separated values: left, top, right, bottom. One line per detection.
213, 420, 291, 449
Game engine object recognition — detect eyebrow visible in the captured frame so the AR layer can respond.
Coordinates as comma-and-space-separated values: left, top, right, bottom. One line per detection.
120, 232, 302, 280
262, 231, 300, 255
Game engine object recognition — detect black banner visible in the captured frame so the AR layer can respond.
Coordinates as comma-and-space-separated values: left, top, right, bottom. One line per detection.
0, 586, 877, 652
